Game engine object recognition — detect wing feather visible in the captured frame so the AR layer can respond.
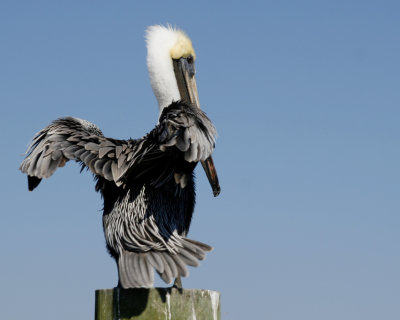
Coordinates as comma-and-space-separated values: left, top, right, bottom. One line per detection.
102, 160, 113, 181
156, 101, 216, 163
19, 117, 153, 190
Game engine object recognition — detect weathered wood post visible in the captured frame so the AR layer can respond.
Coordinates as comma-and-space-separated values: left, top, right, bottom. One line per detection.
95, 288, 221, 320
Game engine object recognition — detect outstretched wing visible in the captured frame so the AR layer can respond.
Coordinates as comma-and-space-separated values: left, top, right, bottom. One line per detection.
20, 101, 217, 191
19, 117, 159, 190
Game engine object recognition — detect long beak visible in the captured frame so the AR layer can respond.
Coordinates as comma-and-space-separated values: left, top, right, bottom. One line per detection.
173, 57, 200, 108
201, 156, 221, 197
173, 57, 221, 197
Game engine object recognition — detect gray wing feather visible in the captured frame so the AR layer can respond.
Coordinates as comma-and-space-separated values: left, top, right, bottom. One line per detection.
94, 158, 108, 175
50, 149, 62, 161
116, 145, 123, 158
102, 160, 113, 181
99, 147, 114, 159
157, 102, 217, 163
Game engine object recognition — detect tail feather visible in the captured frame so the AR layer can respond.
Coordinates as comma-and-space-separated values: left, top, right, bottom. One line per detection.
147, 251, 164, 274
118, 252, 153, 288
184, 238, 213, 252
139, 254, 154, 285
118, 238, 212, 288
178, 248, 200, 267
132, 254, 145, 285
171, 253, 189, 278
158, 253, 174, 284
162, 252, 178, 279
137, 254, 153, 286
118, 252, 140, 288
118, 253, 139, 288
181, 239, 206, 260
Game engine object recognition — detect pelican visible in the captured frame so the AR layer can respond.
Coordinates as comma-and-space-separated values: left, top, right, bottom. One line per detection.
19, 25, 220, 288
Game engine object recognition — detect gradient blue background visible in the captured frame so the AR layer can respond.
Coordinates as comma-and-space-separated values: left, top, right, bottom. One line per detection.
1, 1, 399, 319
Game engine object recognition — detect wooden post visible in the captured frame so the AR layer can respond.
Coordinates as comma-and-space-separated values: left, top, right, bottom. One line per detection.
95, 288, 221, 320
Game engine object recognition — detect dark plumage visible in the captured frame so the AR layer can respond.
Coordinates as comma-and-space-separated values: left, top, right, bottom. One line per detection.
20, 101, 217, 288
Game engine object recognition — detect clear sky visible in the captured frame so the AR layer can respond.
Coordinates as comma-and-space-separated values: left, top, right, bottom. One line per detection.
1, 1, 399, 319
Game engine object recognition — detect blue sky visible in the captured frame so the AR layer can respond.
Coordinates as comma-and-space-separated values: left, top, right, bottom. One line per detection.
1, 1, 399, 319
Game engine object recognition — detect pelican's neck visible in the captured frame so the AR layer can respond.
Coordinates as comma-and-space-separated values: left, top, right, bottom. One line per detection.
146, 26, 181, 117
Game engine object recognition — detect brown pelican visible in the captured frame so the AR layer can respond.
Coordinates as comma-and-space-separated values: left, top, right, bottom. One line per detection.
19, 25, 220, 288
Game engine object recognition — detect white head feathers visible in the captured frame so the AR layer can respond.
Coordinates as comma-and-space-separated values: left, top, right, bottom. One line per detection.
145, 25, 196, 115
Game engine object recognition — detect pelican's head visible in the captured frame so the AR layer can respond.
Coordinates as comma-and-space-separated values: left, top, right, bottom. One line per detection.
146, 25, 200, 116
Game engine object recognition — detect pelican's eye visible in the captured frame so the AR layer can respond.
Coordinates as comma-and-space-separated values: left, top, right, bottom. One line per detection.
187, 55, 194, 64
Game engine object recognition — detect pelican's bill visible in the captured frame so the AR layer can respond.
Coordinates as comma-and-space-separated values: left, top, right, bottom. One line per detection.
173, 56, 221, 197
